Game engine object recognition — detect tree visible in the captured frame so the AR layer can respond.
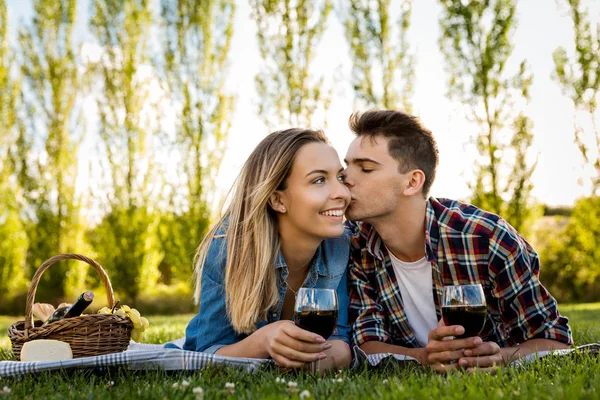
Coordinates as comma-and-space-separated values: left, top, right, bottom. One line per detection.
157, 0, 236, 283
553, 0, 600, 194
0, 0, 28, 306
438, 0, 540, 234
89, 0, 162, 301
250, 0, 333, 129
540, 196, 600, 302
17, 0, 88, 302
341, 0, 414, 111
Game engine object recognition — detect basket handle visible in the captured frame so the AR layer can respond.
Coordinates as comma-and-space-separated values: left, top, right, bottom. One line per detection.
24, 253, 116, 330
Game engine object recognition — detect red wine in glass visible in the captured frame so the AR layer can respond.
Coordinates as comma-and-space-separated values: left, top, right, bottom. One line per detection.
442, 284, 487, 338
293, 288, 338, 339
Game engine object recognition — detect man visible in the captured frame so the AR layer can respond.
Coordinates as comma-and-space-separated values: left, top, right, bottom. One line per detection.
343, 110, 572, 373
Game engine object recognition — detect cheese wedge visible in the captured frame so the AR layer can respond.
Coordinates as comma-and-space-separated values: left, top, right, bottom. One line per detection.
21, 340, 73, 362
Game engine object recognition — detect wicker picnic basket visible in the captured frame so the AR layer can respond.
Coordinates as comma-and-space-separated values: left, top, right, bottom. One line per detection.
8, 253, 133, 361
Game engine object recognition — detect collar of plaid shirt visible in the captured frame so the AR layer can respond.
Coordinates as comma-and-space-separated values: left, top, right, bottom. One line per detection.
361, 198, 440, 264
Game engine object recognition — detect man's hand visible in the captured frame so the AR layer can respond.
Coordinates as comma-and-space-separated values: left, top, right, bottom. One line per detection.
425, 324, 482, 373
458, 341, 504, 373
460, 338, 569, 374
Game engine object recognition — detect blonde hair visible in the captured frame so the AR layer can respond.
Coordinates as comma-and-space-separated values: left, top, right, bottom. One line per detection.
194, 128, 329, 334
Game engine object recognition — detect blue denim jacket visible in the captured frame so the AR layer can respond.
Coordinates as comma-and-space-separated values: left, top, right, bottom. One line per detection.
182, 225, 352, 354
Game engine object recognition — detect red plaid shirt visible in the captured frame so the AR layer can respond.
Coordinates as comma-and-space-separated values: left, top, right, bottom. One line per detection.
348, 197, 573, 348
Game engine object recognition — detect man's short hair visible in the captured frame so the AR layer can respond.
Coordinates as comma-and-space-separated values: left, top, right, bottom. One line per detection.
349, 110, 439, 197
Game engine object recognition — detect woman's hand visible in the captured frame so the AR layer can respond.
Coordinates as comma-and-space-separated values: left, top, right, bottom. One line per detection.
260, 320, 332, 368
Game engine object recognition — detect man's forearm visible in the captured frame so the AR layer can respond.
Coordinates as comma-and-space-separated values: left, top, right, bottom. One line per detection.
500, 338, 569, 365
360, 341, 427, 364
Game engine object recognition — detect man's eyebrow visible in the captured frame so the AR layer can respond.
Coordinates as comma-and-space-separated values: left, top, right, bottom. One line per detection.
343, 157, 382, 165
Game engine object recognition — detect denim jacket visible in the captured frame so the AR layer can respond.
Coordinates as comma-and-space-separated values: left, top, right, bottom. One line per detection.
182, 225, 352, 354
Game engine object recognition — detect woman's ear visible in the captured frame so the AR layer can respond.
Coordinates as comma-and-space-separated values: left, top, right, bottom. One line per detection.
268, 191, 287, 213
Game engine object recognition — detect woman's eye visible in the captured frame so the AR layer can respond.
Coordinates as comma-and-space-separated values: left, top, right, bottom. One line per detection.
313, 177, 325, 184
337, 174, 346, 182
361, 169, 373, 173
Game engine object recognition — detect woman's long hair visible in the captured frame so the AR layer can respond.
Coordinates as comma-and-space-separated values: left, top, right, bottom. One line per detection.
194, 128, 329, 334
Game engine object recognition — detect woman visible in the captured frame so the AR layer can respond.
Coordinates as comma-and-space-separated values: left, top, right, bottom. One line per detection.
182, 128, 352, 371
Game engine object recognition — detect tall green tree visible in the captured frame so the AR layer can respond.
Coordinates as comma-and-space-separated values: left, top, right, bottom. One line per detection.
251, 0, 333, 129
89, 0, 162, 301
17, 0, 88, 302
341, 0, 414, 111
0, 0, 28, 306
157, 0, 236, 283
553, 0, 600, 194
438, 0, 540, 234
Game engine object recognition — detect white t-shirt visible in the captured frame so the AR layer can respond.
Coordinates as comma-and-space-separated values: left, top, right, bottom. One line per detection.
387, 249, 438, 347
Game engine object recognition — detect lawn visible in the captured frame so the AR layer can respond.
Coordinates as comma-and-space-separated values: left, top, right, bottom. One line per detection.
0, 304, 598, 399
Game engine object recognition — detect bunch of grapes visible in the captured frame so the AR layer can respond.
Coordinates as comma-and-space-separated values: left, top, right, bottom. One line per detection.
98, 305, 149, 342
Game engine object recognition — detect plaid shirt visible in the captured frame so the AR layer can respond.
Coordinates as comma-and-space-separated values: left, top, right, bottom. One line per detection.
348, 197, 573, 349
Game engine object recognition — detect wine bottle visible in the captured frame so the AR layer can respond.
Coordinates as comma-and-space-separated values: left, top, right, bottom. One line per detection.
48, 291, 94, 323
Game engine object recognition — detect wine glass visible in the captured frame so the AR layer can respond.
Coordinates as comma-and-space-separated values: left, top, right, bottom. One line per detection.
294, 288, 338, 372
294, 288, 338, 339
441, 284, 487, 338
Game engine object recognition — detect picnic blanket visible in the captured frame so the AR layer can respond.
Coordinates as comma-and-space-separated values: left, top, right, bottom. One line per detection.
1, 340, 598, 378
0, 340, 270, 378
352, 343, 600, 369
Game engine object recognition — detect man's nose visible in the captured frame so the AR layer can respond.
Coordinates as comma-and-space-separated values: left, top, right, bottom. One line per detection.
343, 171, 353, 187
332, 179, 351, 200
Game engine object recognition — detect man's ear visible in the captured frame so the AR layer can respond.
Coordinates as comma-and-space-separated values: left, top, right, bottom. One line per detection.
268, 191, 287, 213
403, 170, 426, 196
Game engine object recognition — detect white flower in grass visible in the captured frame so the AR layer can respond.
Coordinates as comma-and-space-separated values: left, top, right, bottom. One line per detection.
287, 381, 298, 388
224, 382, 235, 394
1, 387, 10, 394
382, 379, 389, 384
172, 380, 190, 389
193, 387, 204, 399
299, 390, 311, 399
275, 377, 286, 384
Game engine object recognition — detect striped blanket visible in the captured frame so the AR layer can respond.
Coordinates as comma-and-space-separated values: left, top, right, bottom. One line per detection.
1, 340, 597, 378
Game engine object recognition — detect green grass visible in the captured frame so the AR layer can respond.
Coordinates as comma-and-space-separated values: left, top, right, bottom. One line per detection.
0, 306, 598, 399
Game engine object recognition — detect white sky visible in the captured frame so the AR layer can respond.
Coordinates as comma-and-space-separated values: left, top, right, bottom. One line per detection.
6, 0, 600, 207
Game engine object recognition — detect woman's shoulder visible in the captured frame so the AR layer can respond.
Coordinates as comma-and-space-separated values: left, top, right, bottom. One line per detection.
202, 223, 229, 281
208, 222, 228, 249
